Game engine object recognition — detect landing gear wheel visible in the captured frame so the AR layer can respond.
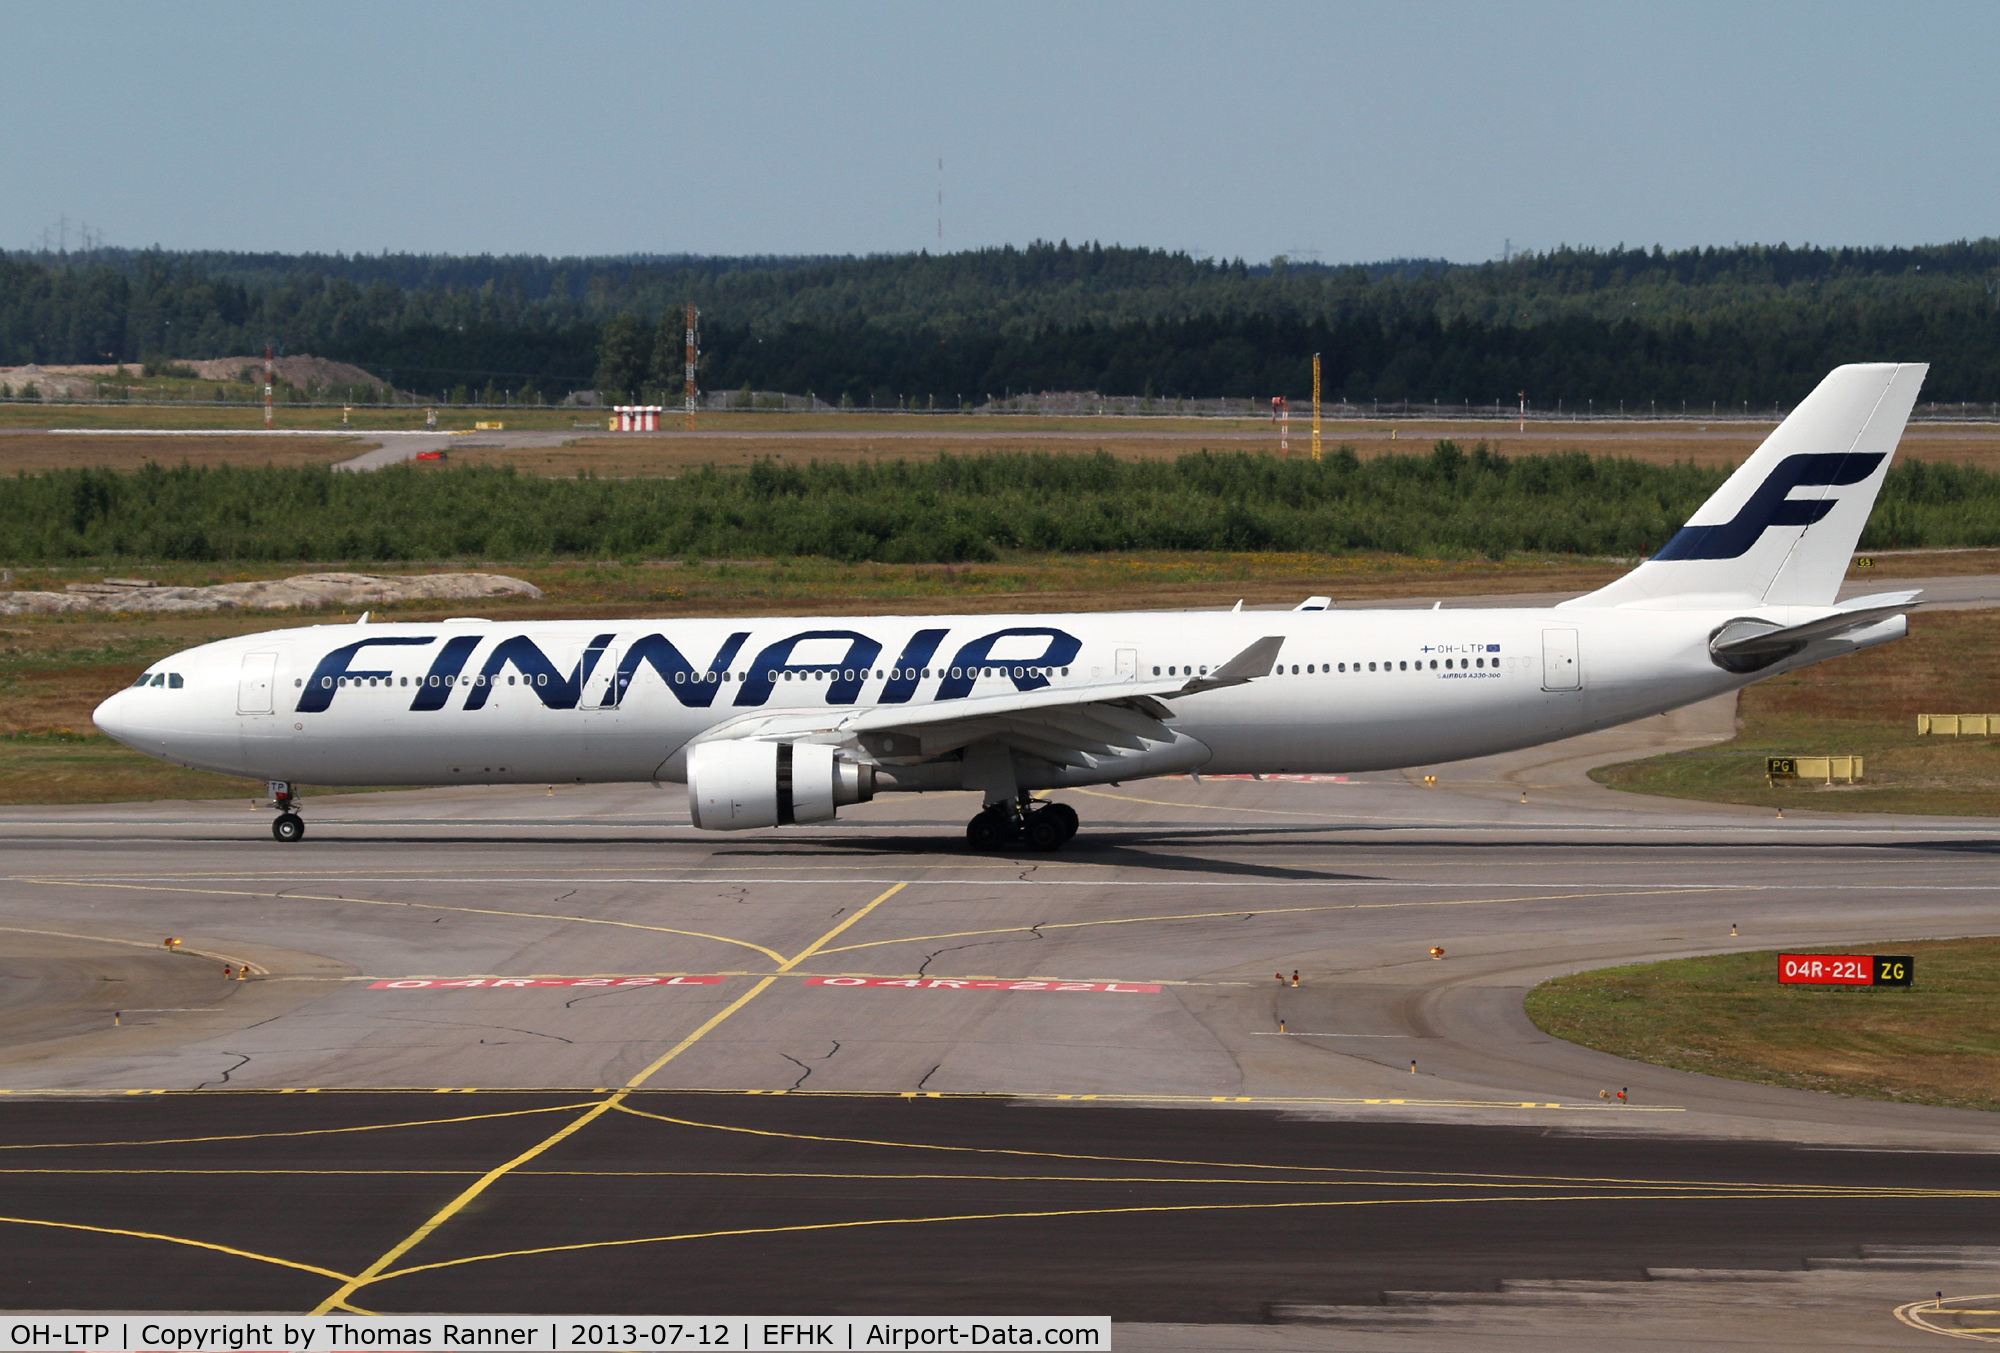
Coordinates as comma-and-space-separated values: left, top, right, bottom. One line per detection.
965, 808, 1015, 849
1023, 809, 1066, 851
1044, 801, 1079, 843
272, 812, 305, 843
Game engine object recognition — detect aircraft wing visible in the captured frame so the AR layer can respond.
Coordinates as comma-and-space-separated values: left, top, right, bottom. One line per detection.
687, 636, 1284, 768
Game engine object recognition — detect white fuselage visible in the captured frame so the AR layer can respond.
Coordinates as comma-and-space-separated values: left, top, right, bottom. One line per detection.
92, 602, 1832, 792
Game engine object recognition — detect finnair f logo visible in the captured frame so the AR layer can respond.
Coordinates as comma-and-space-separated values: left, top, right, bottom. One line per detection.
1653, 452, 1886, 562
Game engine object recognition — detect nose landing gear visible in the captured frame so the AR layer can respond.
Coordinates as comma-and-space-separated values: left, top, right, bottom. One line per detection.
267, 781, 305, 843
965, 795, 1079, 851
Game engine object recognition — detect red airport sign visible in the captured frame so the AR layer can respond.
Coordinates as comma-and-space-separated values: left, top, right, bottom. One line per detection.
1777, 954, 1913, 986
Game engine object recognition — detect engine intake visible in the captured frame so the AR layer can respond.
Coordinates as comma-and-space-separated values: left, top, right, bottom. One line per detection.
687, 741, 874, 831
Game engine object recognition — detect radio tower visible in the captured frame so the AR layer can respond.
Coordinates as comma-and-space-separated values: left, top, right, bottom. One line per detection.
937, 157, 943, 246
683, 302, 700, 431
264, 344, 275, 429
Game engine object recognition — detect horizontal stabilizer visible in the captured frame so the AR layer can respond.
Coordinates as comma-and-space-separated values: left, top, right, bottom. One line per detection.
1709, 591, 1921, 670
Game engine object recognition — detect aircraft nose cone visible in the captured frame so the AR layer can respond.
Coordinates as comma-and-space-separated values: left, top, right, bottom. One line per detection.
93, 688, 145, 748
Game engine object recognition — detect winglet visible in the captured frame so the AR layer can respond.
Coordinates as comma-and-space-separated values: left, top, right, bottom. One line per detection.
1177, 636, 1285, 695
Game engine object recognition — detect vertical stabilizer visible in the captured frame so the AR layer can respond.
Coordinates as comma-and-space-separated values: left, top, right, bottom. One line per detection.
1565, 363, 1926, 609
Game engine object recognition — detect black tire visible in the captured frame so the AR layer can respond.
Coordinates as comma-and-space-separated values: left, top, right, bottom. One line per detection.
965, 810, 1011, 849
1046, 801, 1080, 842
272, 813, 305, 843
1023, 811, 1065, 851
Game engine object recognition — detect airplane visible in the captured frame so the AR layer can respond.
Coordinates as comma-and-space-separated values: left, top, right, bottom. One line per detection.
94, 362, 1926, 850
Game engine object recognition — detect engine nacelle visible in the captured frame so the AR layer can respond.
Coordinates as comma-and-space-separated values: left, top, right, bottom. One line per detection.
686, 740, 874, 831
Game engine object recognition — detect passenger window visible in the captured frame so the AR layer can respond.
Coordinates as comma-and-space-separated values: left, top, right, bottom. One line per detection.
1399, 661, 1407, 671
1477, 657, 1485, 668
1368, 662, 1376, 672
1428, 660, 1436, 670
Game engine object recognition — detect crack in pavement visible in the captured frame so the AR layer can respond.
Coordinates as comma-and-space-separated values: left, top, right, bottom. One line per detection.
915, 921, 1048, 978
779, 1040, 841, 1090
195, 1052, 252, 1090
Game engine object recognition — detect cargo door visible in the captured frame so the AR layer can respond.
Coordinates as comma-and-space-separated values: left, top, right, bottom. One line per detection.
1540, 628, 1581, 691
236, 652, 277, 714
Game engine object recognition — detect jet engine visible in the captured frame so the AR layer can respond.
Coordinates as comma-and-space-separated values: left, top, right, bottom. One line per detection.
686, 740, 874, 830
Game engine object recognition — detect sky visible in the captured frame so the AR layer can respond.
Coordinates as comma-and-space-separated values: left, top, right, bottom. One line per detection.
7, 1, 1998, 264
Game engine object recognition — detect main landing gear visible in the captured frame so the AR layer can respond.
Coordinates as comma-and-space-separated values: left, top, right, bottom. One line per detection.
267, 780, 305, 843
966, 795, 1079, 852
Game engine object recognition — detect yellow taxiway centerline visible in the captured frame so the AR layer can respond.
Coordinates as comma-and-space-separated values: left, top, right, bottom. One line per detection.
309, 881, 908, 1314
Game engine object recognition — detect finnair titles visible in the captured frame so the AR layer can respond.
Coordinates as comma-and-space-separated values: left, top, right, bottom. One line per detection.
97, 363, 1928, 849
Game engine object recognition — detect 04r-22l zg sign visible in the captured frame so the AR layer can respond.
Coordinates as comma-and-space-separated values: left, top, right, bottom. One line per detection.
1778, 954, 1914, 986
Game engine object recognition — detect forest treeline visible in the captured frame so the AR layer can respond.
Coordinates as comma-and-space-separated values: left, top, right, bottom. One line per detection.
3, 446, 1992, 565
4, 240, 1999, 403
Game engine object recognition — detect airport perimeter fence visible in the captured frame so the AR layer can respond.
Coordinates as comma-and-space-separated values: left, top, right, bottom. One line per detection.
2, 389, 1998, 423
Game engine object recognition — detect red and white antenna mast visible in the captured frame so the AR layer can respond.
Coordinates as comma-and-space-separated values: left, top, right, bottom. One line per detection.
264, 344, 274, 429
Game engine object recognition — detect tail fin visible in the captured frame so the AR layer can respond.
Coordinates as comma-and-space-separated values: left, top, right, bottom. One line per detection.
1567, 363, 1927, 609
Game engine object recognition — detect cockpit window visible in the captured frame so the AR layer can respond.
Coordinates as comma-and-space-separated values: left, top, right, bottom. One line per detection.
133, 674, 152, 687
168, 673, 183, 688
134, 672, 183, 688
151, 673, 166, 687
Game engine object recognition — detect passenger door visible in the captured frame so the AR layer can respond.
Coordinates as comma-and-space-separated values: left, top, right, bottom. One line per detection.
579, 642, 626, 710
236, 652, 277, 714
1540, 628, 1581, 691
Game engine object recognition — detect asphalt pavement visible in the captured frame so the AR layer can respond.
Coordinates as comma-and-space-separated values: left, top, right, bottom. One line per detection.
0, 720, 1994, 1339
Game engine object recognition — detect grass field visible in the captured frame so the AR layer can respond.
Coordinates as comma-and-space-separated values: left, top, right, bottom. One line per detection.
0, 434, 370, 474
455, 424, 2000, 478
1594, 606, 2000, 816
12, 401, 2000, 488
1526, 940, 2000, 1113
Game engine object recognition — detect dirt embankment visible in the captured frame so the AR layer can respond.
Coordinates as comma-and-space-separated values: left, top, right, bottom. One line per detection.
0, 355, 384, 394
0, 572, 541, 616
